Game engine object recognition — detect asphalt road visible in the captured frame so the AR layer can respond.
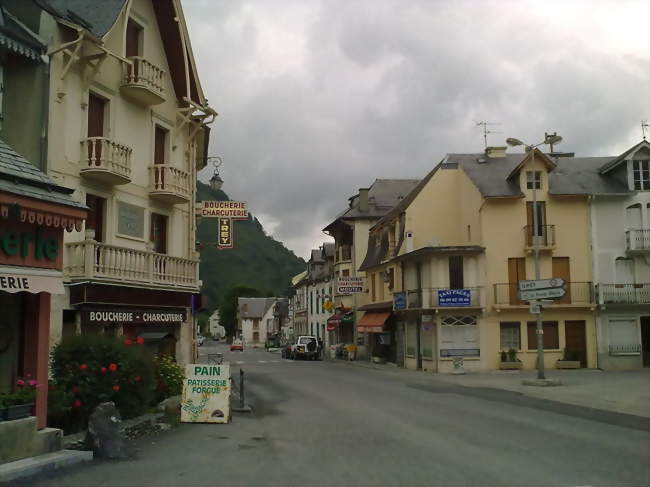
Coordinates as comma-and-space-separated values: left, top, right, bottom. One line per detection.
19, 342, 650, 487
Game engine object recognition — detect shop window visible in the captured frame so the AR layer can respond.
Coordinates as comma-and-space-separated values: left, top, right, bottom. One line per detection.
150, 213, 168, 254
527, 321, 559, 349
439, 315, 479, 356
500, 322, 520, 350
86, 194, 106, 242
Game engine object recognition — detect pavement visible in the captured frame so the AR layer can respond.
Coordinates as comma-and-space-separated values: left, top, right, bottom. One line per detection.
15, 342, 650, 487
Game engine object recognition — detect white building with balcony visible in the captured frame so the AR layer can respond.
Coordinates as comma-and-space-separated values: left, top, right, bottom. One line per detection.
39, 0, 214, 364
591, 140, 650, 369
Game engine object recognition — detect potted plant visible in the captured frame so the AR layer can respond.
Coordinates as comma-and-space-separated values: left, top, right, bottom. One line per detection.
556, 349, 581, 369
0, 377, 37, 421
499, 348, 523, 370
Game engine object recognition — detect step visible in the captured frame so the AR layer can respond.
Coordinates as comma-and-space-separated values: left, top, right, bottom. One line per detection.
0, 450, 93, 484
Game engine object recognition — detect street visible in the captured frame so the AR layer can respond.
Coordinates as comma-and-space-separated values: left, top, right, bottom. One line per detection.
18, 343, 650, 487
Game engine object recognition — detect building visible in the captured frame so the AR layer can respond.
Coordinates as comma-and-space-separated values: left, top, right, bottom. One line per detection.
208, 309, 225, 339
36, 0, 214, 364
306, 243, 335, 342
291, 270, 308, 337
363, 144, 598, 373
323, 179, 418, 361
237, 297, 277, 346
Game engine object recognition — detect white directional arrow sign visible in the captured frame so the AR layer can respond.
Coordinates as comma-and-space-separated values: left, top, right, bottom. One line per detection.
519, 287, 566, 301
518, 278, 565, 292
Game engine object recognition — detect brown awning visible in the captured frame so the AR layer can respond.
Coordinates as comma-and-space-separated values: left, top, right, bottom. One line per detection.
357, 312, 391, 333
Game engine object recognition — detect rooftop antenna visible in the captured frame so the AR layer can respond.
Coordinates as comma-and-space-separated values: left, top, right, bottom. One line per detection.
476, 121, 501, 148
642, 120, 650, 140
544, 131, 562, 152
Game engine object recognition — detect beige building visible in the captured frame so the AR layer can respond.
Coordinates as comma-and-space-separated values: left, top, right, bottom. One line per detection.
39, 0, 214, 364
237, 297, 277, 346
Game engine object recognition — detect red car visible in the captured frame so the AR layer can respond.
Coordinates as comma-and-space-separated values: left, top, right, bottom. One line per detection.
230, 339, 244, 352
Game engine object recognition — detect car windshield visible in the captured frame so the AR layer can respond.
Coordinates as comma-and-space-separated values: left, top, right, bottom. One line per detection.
297, 337, 314, 345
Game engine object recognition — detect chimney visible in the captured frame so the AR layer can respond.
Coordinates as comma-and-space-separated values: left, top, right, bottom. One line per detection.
485, 146, 507, 158
358, 188, 369, 212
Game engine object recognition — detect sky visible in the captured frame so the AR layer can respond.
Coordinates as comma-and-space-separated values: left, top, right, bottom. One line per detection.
183, 0, 650, 260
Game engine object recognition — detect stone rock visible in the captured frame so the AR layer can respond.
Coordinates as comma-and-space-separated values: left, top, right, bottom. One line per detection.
156, 423, 172, 432
85, 402, 129, 459
157, 396, 181, 416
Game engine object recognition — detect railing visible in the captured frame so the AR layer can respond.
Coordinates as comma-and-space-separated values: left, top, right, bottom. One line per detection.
404, 288, 482, 308
608, 344, 641, 355
66, 240, 198, 289
625, 229, 650, 251
523, 224, 555, 248
122, 56, 165, 98
80, 137, 132, 180
494, 281, 593, 306
597, 283, 650, 305
149, 164, 191, 202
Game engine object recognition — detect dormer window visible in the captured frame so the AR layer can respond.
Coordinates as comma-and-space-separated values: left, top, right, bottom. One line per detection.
526, 171, 542, 189
632, 160, 650, 190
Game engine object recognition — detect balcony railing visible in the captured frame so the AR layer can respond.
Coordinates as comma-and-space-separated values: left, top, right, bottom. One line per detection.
597, 283, 650, 305
336, 245, 352, 262
149, 164, 191, 204
80, 137, 132, 185
404, 287, 482, 309
625, 229, 650, 252
121, 56, 165, 105
66, 240, 198, 290
494, 281, 593, 306
523, 224, 555, 249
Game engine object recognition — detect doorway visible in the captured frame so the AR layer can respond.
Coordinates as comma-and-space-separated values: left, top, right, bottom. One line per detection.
564, 320, 587, 367
641, 317, 650, 368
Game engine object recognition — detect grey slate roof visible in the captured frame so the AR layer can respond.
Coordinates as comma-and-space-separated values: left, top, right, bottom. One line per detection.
322, 242, 335, 258
238, 297, 276, 319
0, 7, 45, 61
0, 138, 86, 209
34, 0, 127, 38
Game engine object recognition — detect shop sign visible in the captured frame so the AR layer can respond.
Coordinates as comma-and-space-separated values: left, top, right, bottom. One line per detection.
440, 348, 480, 358
200, 201, 248, 219
393, 292, 406, 310
438, 289, 471, 307
218, 217, 233, 249
0, 223, 61, 269
181, 363, 230, 423
337, 277, 364, 294
81, 309, 187, 325
0, 273, 64, 294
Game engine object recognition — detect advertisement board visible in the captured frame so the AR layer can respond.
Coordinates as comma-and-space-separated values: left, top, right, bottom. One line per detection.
336, 277, 364, 294
437, 289, 471, 307
200, 201, 248, 219
181, 363, 231, 423
218, 217, 233, 249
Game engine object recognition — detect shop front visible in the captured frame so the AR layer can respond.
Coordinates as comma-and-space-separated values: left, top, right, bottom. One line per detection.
326, 308, 354, 358
357, 311, 396, 363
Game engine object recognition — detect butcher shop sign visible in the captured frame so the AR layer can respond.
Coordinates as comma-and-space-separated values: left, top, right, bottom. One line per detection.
81, 309, 187, 325
181, 364, 231, 423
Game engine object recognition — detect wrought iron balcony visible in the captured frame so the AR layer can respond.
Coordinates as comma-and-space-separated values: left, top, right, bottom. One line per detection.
523, 224, 555, 251
121, 56, 166, 106
625, 229, 650, 252
597, 283, 650, 305
149, 164, 191, 204
494, 281, 593, 306
80, 137, 132, 185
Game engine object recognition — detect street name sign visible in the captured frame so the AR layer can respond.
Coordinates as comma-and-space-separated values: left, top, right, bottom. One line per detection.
518, 278, 565, 291
337, 277, 364, 294
181, 364, 230, 423
519, 287, 566, 301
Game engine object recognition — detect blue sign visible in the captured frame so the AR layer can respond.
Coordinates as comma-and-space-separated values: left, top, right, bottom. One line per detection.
393, 292, 406, 311
438, 289, 471, 307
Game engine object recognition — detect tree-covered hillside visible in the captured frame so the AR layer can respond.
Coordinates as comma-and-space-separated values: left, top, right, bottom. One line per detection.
197, 182, 305, 312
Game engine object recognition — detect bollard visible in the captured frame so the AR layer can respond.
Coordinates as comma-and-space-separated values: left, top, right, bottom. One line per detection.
239, 369, 245, 409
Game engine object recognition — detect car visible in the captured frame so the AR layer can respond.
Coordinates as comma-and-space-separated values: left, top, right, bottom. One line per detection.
230, 339, 244, 352
197, 335, 205, 346
290, 335, 320, 360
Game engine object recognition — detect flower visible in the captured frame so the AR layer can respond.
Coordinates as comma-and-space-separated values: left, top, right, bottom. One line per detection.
108, 363, 118, 372
73, 400, 82, 408
136, 337, 145, 345
100, 367, 107, 374
28, 380, 37, 387
112, 385, 120, 392
16, 379, 25, 386
79, 364, 88, 371
123, 338, 133, 346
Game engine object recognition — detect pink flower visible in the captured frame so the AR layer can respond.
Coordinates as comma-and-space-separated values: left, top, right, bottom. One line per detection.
73, 400, 82, 408
108, 363, 118, 372
28, 380, 37, 387
136, 337, 145, 345
112, 385, 120, 392
123, 338, 133, 346
100, 367, 107, 374
79, 364, 88, 371
16, 379, 25, 386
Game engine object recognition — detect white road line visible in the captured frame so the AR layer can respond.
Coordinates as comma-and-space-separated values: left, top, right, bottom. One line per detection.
235, 361, 245, 364
271, 360, 280, 363
257, 360, 267, 363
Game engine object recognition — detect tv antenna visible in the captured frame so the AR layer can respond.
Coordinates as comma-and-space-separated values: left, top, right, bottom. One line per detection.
476, 121, 501, 148
642, 120, 650, 140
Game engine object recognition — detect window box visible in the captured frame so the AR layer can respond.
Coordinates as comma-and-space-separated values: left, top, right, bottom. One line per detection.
499, 361, 523, 370
0, 403, 34, 422
556, 360, 581, 369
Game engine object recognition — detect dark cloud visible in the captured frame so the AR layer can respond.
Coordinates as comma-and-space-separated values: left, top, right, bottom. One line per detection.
185, 0, 650, 259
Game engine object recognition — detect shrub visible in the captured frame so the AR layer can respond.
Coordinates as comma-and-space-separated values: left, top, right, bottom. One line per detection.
50, 335, 156, 425
153, 354, 184, 402
500, 350, 507, 362
507, 348, 518, 362
0, 376, 39, 407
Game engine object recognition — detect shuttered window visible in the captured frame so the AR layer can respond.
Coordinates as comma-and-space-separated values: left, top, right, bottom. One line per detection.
527, 321, 559, 350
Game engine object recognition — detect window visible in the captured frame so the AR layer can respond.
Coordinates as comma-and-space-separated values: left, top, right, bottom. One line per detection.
86, 194, 106, 242
309, 291, 313, 314
527, 321, 559, 350
626, 204, 642, 229
125, 18, 143, 58
150, 213, 168, 253
371, 273, 376, 302
342, 269, 350, 277
632, 160, 650, 190
439, 315, 479, 356
154, 125, 168, 165
526, 201, 546, 237
526, 171, 542, 189
500, 322, 520, 350
449, 256, 464, 289
608, 319, 639, 354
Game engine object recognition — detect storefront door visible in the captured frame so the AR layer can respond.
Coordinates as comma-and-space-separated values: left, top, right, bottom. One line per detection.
0, 293, 23, 393
641, 317, 650, 368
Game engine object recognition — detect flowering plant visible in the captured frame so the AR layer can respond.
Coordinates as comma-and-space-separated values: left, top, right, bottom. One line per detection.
153, 354, 184, 402
0, 376, 38, 407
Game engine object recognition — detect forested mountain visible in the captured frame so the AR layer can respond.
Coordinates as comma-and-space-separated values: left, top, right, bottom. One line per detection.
196, 182, 305, 312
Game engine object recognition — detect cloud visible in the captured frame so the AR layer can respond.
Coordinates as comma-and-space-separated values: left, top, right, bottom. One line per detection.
185, 0, 650, 259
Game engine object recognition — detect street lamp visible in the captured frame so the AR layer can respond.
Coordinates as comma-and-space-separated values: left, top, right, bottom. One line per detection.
506, 134, 562, 381
207, 156, 224, 191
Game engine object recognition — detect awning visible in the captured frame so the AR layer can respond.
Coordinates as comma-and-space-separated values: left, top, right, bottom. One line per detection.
357, 312, 391, 333
326, 310, 353, 331
138, 332, 174, 341
0, 266, 64, 294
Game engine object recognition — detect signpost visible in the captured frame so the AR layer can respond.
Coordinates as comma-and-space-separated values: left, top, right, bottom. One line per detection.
181, 363, 231, 423
518, 278, 565, 292
519, 287, 565, 301
336, 277, 364, 294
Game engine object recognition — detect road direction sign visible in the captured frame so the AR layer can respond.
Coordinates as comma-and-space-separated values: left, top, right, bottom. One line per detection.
519, 287, 566, 301
518, 278, 565, 291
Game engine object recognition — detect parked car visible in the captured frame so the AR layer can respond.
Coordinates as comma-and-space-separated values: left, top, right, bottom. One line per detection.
230, 339, 244, 352
197, 335, 205, 346
290, 336, 319, 360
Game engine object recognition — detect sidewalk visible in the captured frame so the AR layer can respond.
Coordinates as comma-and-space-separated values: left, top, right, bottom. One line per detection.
336, 359, 650, 418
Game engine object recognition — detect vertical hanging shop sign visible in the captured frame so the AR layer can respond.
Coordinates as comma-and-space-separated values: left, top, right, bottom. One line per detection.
218, 217, 233, 249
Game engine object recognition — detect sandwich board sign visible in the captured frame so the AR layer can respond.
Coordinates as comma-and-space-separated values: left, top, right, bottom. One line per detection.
181, 363, 230, 423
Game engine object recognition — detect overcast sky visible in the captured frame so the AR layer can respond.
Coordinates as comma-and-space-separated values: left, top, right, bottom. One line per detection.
184, 0, 650, 260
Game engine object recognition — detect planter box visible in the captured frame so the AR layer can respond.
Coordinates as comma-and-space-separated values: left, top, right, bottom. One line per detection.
556, 360, 581, 369
0, 403, 34, 421
499, 362, 523, 370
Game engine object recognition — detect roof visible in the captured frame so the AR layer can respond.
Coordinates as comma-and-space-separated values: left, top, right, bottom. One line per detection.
291, 271, 308, 286
391, 246, 485, 263
238, 297, 276, 319
0, 7, 45, 61
324, 179, 419, 231
322, 242, 335, 258
0, 138, 87, 209
34, 0, 127, 38
599, 140, 650, 174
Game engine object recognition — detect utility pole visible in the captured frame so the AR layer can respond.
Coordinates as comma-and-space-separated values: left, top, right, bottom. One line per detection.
530, 147, 545, 380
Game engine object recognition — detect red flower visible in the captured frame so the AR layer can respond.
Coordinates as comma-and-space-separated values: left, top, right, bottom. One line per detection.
112, 385, 120, 392
79, 364, 88, 371
134, 376, 141, 382
73, 400, 82, 408
108, 363, 118, 372
100, 367, 107, 374
16, 379, 25, 386
123, 338, 133, 346
71, 386, 79, 393
136, 337, 145, 345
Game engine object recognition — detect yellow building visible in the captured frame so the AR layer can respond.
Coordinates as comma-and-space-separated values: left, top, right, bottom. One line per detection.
361, 146, 597, 373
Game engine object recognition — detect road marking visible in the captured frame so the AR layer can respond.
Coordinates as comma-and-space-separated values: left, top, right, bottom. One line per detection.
235, 361, 245, 364
257, 360, 267, 363
271, 360, 280, 363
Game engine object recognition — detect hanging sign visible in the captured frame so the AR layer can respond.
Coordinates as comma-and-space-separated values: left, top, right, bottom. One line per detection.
218, 218, 233, 249
181, 363, 231, 423
200, 201, 248, 220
